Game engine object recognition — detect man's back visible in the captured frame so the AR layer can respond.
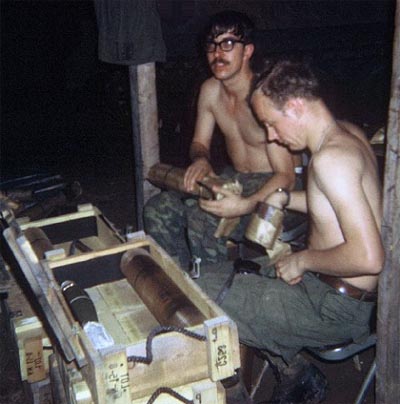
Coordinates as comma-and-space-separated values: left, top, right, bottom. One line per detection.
307, 127, 382, 290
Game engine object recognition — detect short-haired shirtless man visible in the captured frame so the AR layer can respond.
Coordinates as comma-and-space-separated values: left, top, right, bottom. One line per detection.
144, 11, 300, 271
196, 59, 384, 402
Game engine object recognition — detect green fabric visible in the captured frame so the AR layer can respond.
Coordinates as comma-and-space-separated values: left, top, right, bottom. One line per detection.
143, 168, 275, 269
195, 260, 375, 361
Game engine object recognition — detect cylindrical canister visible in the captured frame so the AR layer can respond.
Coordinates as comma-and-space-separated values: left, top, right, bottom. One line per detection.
147, 163, 228, 200
61, 280, 99, 325
24, 227, 54, 260
245, 202, 284, 249
120, 248, 206, 328
147, 163, 190, 192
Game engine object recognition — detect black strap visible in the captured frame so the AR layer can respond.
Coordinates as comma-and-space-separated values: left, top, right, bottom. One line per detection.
215, 258, 261, 305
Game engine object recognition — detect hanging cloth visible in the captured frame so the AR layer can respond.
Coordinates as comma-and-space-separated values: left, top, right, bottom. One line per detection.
94, 0, 166, 65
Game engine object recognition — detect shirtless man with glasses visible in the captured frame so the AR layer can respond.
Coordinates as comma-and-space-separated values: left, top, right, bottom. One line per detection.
144, 11, 300, 271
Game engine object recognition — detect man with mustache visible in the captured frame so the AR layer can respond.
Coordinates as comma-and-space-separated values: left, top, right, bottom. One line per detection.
144, 11, 300, 271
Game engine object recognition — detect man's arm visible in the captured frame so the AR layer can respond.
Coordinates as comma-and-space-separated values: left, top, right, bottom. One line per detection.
276, 148, 384, 284
199, 141, 297, 218
266, 189, 307, 213
246, 140, 296, 206
184, 80, 217, 191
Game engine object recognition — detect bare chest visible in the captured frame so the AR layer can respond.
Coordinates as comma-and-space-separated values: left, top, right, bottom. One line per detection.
212, 100, 266, 146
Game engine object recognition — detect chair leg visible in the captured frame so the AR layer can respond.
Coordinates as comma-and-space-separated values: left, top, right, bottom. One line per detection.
250, 360, 269, 400
354, 360, 376, 404
353, 354, 362, 371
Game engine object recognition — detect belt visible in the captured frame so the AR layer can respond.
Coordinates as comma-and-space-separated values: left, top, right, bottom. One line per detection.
318, 274, 377, 303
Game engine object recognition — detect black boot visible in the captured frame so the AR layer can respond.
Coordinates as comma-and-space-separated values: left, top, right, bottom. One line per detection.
268, 362, 328, 404
223, 372, 253, 404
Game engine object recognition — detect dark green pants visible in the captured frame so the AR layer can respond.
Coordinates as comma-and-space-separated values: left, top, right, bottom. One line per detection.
196, 260, 375, 361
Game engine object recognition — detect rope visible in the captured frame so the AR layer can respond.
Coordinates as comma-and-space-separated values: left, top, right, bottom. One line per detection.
146, 387, 193, 404
127, 325, 206, 364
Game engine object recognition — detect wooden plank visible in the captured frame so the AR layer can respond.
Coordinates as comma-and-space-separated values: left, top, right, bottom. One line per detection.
86, 280, 159, 345
77, 331, 105, 404
376, 0, 400, 401
192, 379, 226, 404
49, 354, 68, 404
19, 204, 97, 229
47, 238, 149, 270
204, 317, 236, 381
130, 380, 226, 404
126, 330, 210, 399
95, 213, 125, 246
85, 287, 129, 346
102, 348, 131, 404
25, 337, 46, 382
14, 318, 54, 383
71, 381, 93, 404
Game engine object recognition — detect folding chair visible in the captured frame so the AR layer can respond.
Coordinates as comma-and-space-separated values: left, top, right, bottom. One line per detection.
307, 333, 377, 404
249, 334, 377, 403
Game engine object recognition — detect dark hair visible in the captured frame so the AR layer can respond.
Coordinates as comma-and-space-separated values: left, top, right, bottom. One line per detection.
204, 10, 255, 44
251, 59, 321, 108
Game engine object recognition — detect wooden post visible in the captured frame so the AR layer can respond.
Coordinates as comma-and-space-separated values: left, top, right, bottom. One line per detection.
376, 0, 400, 401
129, 63, 160, 230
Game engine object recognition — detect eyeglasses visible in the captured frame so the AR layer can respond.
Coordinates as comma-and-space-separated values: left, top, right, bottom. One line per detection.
205, 38, 244, 53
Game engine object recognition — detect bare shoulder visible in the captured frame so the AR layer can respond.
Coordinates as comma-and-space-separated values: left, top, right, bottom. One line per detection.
312, 131, 364, 175
338, 119, 374, 148
338, 119, 366, 140
200, 77, 221, 99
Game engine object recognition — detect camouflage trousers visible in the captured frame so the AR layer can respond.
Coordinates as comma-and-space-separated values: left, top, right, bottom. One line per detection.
143, 167, 302, 270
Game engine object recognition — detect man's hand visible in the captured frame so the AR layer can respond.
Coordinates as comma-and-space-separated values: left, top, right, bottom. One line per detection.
184, 158, 215, 192
199, 185, 252, 218
265, 189, 290, 210
275, 251, 306, 285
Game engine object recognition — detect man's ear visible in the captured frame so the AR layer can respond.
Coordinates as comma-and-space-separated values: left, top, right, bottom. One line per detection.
244, 43, 255, 60
283, 98, 304, 119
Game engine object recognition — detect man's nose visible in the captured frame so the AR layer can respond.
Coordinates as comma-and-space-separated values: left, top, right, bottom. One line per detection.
213, 47, 222, 56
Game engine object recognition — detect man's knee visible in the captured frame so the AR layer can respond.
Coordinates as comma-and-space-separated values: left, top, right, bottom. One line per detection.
144, 191, 182, 220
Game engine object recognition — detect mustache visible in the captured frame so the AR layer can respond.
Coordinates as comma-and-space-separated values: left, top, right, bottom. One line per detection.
211, 58, 229, 66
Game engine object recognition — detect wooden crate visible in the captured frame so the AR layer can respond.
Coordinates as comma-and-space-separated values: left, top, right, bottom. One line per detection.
12, 315, 53, 383
4, 210, 241, 404
17, 203, 125, 258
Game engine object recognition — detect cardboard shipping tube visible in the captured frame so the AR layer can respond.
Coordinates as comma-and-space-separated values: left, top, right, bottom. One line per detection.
147, 163, 228, 200
120, 248, 206, 328
24, 227, 54, 260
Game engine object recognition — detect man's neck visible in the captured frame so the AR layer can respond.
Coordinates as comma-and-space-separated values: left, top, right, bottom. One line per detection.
306, 104, 338, 154
220, 68, 253, 101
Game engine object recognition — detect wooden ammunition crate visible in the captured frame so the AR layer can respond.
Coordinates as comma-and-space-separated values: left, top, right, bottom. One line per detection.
13, 315, 53, 383
3, 208, 241, 404
17, 203, 125, 257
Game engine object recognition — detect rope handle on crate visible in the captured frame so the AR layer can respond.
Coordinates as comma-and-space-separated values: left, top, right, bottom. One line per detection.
146, 387, 194, 404
127, 325, 206, 364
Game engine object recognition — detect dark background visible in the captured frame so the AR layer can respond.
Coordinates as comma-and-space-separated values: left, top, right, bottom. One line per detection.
0, 0, 396, 229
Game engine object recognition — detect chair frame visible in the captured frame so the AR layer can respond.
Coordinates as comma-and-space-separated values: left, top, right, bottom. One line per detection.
307, 333, 377, 404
